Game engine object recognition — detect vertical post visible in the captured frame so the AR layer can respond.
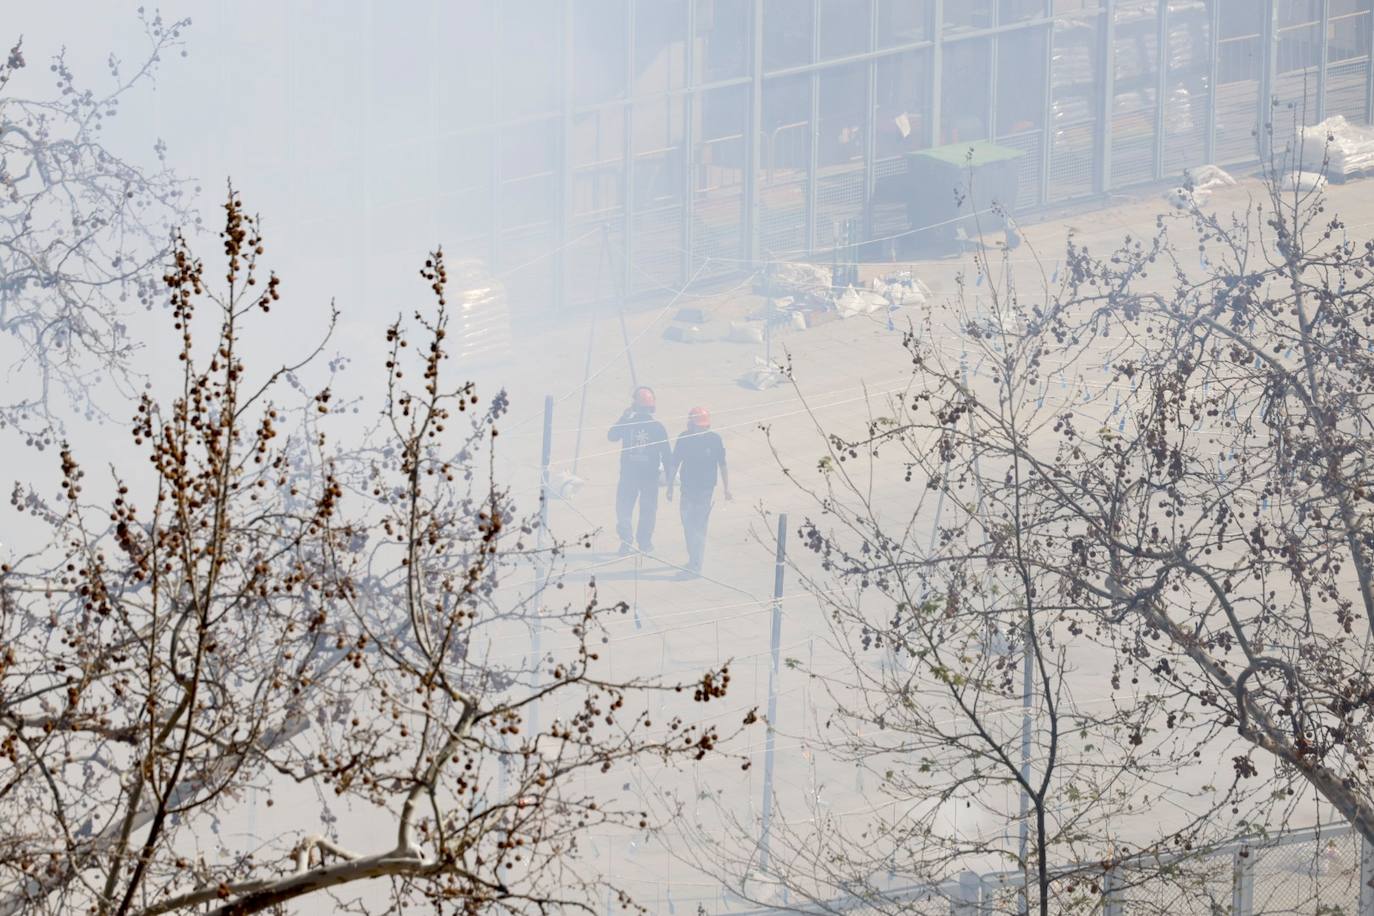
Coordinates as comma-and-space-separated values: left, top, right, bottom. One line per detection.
1359, 832, 1374, 916
557, 0, 574, 315
931, 0, 945, 145
490, 5, 503, 273
1017, 617, 1034, 916
758, 512, 788, 872
1098, 0, 1117, 194
1259, 0, 1278, 163
532, 394, 554, 733
862, 0, 878, 243
1205, 0, 1220, 164
1102, 867, 1125, 916
1038, 18, 1055, 208
1366, 3, 1374, 126
1317, 0, 1330, 124
683, 0, 697, 286
1232, 846, 1254, 916
806, 0, 821, 256
623, 0, 637, 304
764, 291, 774, 367
950, 871, 981, 916
746, 0, 765, 264
1153, 0, 1169, 182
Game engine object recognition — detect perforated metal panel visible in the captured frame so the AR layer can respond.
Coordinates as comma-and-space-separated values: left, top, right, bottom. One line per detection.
1327, 57, 1372, 124
1273, 68, 1323, 141
994, 129, 1044, 211
813, 165, 866, 252
1111, 106, 1158, 186
630, 205, 684, 296
690, 187, 744, 277
1049, 121, 1096, 201
1248, 832, 1362, 914
1214, 78, 1262, 164
1112, 0, 1161, 187
1162, 0, 1211, 176
1048, 14, 1100, 203
868, 156, 911, 254
758, 178, 808, 259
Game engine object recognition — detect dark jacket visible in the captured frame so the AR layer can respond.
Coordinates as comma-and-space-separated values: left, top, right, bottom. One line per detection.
608, 409, 671, 480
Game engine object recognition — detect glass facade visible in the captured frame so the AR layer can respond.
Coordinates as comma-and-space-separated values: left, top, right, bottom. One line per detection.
436, 0, 1374, 315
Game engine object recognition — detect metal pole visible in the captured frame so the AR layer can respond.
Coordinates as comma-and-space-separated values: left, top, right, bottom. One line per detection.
1099, 0, 1117, 194
758, 512, 789, 873
747, 0, 765, 264
931, 0, 945, 145
532, 394, 554, 734
1232, 845, 1254, 915
1318, 0, 1330, 124
1153, 0, 1168, 182
1360, 832, 1374, 916
1205, 0, 1220, 165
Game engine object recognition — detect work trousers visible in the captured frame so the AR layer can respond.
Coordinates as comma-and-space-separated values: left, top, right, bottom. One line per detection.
615, 470, 659, 551
679, 488, 714, 571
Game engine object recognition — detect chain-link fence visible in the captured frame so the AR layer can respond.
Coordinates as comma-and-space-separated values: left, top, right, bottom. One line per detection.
736, 823, 1374, 915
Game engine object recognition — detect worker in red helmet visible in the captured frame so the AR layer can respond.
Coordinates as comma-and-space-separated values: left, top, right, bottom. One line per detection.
665, 405, 731, 577
607, 385, 671, 555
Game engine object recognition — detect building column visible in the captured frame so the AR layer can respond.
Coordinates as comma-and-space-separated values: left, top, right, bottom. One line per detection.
1097, 0, 1116, 194
682, 0, 697, 284
931, 0, 944, 146
1317, 0, 1330, 123
862, 0, 878, 241
1259, 0, 1278, 163
806, 0, 821, 256
746, 0, 765, 264
557, 0, 574, 314
1153, 0, 1168, 181
1205, 0, 1220, 163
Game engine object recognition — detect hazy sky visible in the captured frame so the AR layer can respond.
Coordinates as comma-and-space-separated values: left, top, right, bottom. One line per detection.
8, 2, 476, 373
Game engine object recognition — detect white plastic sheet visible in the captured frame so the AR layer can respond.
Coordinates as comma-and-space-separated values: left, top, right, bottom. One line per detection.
1298, 115, 1374, 179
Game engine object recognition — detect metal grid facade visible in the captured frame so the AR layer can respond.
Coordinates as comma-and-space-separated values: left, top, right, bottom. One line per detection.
443, 0, 1374, 314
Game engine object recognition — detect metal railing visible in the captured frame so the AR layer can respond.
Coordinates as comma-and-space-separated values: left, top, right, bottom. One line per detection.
735, 822, 1374, 915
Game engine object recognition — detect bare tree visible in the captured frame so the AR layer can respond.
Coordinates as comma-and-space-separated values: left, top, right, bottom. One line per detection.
0, 10, 194, 443
996, 145, 1374, 845
687, 219, 1290, 913
0, 191, 753, 915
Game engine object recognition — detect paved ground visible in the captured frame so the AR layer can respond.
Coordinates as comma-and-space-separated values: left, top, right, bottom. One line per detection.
468, 169, 1374, 913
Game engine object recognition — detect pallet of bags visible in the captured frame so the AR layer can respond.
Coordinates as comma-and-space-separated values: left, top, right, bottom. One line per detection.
1298, 116, 1374, 181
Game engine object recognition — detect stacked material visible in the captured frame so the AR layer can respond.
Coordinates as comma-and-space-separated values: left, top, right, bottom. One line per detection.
1298, 116, 1374, 180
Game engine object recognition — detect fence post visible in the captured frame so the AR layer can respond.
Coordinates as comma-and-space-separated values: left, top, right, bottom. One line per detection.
1231, 846, 1254, 916
757, 513, 788, 873
1102, 867, 1125, 916
1359, 832, 1374, 916
530, 394, 554, 737
950, 872, 981, 915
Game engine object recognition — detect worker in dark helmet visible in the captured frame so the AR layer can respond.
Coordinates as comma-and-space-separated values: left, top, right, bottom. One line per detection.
607, 385, 671, 555
665, 406, 731, 577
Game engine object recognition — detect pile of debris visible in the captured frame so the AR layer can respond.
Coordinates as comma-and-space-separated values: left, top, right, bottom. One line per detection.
665, 264, 931, 350
1163, 164, 1237, 209
765, 265, 931, 328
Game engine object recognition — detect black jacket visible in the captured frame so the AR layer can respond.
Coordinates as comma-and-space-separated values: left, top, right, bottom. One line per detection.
608, 409, 671, 479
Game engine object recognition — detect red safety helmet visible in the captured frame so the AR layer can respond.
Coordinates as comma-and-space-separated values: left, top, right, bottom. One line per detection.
687, 406, 711, 429
632, 386, 656, 411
